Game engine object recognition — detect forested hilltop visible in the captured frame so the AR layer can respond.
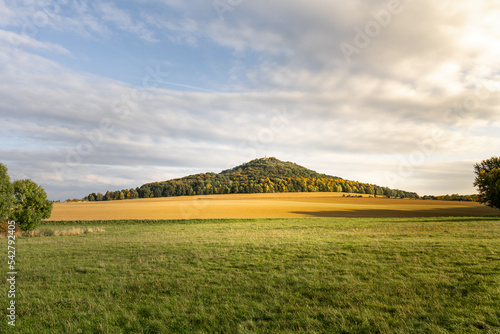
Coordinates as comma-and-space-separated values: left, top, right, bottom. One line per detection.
84, 157, 419, 201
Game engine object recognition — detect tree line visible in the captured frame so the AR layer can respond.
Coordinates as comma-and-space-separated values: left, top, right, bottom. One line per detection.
84, 173, 419, 202
421, 194, 478, 202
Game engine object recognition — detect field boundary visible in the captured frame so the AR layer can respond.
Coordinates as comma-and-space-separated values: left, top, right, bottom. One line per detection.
42, 216, 500, 227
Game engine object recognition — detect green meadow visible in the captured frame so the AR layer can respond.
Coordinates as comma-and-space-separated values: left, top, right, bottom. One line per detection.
2, 217, 499, 333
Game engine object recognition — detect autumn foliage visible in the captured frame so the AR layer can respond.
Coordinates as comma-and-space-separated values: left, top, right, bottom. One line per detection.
85, 157, 419, 201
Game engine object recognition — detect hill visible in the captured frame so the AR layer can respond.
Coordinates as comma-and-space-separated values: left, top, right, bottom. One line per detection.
84, 157, 419, 201
220, 157, 331, 179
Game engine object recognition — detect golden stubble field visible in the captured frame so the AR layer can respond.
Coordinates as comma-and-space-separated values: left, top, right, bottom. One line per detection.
47, 192, 499, 221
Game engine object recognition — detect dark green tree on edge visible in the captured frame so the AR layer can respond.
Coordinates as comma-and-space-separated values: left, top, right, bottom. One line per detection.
0, 163, 13, 222
474, 157, 500, 210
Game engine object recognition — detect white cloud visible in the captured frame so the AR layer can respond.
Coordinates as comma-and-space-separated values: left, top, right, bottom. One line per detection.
0, 29, 70, 54
198, 0, 500, 97
94, 2, 158, 42
1, 0, 499, 200
0, 0, 159, 42
0, 0, 15, 26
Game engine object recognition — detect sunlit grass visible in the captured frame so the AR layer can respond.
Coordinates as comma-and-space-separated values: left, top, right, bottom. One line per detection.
1, 217, 499, 333
0, 225, 104, 238
23, 226, 105, 237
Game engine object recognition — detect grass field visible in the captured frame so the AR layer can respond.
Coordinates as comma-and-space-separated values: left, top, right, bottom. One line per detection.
48, 193, 498, 221
2, 217, 499, 333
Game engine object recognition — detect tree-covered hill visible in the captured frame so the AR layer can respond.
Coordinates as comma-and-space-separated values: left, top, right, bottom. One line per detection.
220, 157, 332, 179
84, 157, 419, 201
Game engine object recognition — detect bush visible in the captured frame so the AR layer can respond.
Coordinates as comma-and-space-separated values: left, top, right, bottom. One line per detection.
0, 220, 23, 238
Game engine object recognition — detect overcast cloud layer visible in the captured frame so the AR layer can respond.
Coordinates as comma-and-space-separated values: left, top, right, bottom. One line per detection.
1, 0, 499, 200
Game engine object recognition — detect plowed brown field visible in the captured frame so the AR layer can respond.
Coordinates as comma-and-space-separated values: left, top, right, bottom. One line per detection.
47, 192, 498, 220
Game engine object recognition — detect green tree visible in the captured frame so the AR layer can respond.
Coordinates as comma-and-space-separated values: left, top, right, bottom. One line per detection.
104, 191, 113, 201
474, 157, 500, 210
139, 186, 151, 198
0, 163, 14, 222
10, 179, 53, 231
153, 187, 162, 198
129, 188, 139, 199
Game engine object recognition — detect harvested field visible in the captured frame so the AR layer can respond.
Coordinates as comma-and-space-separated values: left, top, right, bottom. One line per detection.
48, 192, 499, 221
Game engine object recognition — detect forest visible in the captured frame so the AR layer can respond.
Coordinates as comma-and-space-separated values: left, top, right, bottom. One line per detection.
83, 157, 419, 201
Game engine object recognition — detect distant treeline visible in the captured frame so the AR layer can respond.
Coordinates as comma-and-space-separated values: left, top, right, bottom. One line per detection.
421, 194, 478, 202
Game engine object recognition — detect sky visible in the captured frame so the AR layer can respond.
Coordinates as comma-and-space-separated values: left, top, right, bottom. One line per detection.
1, 0, 499, 201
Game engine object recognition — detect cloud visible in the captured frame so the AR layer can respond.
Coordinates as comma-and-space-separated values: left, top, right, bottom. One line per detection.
0, 0, 159, 42
200, 0, 500, 92
1, 0, 499, 200
0, 29, 70, 54
0, 0, 15, 26
141, 13, 199, 45
94, 2, 158, 42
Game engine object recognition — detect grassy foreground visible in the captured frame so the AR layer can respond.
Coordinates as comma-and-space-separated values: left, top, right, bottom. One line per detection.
1, 217, 499, 333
